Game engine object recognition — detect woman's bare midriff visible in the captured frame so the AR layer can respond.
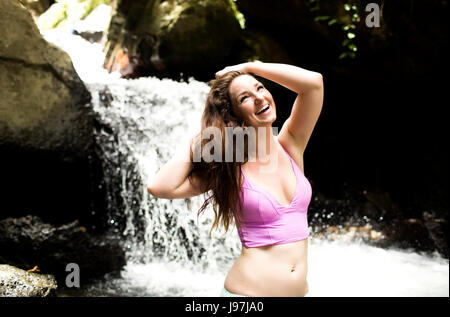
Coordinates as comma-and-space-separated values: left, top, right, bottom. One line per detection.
224, 239, 309, 297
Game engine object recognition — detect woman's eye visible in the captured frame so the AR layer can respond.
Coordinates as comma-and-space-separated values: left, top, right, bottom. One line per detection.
240, 96, 248, 103
257, 85, 264, 90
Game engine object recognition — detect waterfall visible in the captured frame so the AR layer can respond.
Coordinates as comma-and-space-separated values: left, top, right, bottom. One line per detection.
88, 77, 242, 270
41, 27, 449, 297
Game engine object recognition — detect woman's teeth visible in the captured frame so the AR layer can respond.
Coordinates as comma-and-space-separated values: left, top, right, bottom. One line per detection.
256, 105, 269, 115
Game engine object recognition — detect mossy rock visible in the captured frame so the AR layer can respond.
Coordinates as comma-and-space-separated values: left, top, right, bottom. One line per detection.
0, 0, 92, 155
158, 0, 240, 76
104, 0, 241, 79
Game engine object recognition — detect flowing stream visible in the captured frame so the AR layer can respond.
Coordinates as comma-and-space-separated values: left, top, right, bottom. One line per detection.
41, 20, 449, 297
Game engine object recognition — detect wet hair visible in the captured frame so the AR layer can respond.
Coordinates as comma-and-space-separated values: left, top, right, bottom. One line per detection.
189, 71, 251, 235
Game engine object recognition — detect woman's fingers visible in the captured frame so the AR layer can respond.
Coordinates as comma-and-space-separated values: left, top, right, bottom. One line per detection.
215, 63, 249, 78
215, 61, 261, 78
215, 67, 232, 78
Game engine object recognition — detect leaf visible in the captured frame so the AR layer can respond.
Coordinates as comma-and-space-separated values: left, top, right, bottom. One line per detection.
348, 44, 357, 51
339, 52, 348, 59
328, 19, 338, 26
314, 15, 330, 21
342, 39, 350, 46
347, 32, 356, 39
344, 4, 351, 11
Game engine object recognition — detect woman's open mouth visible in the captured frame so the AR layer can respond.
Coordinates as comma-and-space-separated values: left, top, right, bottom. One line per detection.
256, 105, 270, 115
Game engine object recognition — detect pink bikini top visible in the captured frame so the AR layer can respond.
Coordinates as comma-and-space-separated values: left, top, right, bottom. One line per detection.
235, 139, 312, 248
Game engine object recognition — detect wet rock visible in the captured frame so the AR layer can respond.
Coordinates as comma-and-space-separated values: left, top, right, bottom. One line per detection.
423, 212, 448, 258
309, 187, 448, 258
0, 216, 126, 289
0, 264, 57, 297
382, 218, 436, 253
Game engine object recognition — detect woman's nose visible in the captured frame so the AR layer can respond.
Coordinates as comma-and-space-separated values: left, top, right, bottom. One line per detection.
254, 93, 264, 104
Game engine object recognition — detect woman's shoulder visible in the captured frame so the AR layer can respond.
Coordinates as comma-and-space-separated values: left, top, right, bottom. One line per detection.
276, 132, 304, 173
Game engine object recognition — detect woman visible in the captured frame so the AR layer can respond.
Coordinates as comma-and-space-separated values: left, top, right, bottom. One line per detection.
147, 62, 323, 297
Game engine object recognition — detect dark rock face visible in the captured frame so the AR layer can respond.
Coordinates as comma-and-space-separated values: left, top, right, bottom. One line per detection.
0, 216, 126, 288
103, 0, 241, 80
0, 0, 107, 230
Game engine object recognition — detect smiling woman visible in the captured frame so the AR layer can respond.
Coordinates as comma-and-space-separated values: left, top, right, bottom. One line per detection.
147, 61, 323, 296
229, 75, 277, 127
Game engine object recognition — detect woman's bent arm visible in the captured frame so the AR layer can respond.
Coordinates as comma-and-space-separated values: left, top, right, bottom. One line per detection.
216, 62, 322, 95
246, 62, 323, 95
246, 62, 323, 153
216, 62, 323, 153
147, 138, 204, 199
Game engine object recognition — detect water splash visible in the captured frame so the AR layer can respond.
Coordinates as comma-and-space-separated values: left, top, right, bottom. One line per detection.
308, 236, 449, 297
81, 237, 449, 297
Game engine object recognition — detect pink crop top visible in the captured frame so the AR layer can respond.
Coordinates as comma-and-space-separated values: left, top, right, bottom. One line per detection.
235, 139, 312, 248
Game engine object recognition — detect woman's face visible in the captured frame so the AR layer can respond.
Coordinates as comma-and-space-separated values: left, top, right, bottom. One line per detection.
228, 75, 276, 128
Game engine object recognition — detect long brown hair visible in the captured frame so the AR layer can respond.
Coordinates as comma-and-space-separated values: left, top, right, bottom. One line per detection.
189, 71, 250, 235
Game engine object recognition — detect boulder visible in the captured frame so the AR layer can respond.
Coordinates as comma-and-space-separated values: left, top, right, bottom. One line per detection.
0, 216, 126, 288
103, 0, 241, 80
0, 0, 92, 155
0, 0, 106, 228
0, 264, 57, 297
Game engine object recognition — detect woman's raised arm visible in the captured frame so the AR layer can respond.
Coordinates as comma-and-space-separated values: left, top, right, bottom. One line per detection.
217, 62, 324, 154
147, 137, 204, 199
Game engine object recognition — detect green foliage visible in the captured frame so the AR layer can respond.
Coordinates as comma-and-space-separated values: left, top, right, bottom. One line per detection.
229, 0, 246, 29
309, 0, 360, 60
38, 0, 112, 30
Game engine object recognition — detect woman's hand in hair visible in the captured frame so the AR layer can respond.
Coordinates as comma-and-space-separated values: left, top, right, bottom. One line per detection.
215, 61, 261, 78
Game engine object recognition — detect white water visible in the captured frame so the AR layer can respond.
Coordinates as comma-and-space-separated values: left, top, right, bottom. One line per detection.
85, 238, 449, 297
41, 13, 449, 297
